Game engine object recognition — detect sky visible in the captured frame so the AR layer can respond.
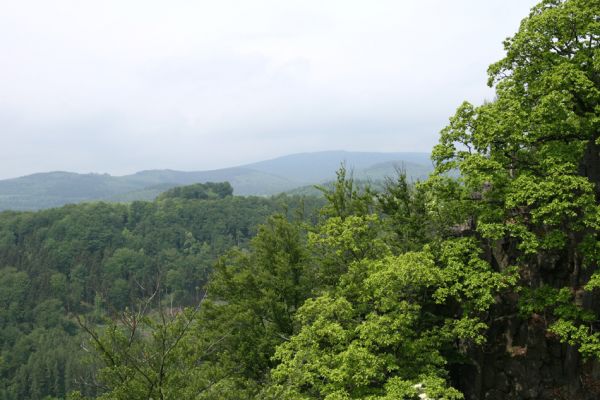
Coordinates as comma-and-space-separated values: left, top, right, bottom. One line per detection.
0, 0, 539, 179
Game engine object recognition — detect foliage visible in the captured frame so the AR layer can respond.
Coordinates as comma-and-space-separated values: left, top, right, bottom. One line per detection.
79, 301, 207, 400
156, 182, 233, 201
0, 186, 321, 399
431, 0, 600, 360
266, 252, 457, 399
3, 1, 600, 398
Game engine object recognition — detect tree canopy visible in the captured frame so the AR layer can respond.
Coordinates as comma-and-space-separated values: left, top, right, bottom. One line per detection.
2, 1, 600, 399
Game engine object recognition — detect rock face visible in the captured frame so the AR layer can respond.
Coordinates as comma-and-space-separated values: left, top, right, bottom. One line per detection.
454, 317, 600, 400
455, 316, 600, 399
452, 236, 600, 399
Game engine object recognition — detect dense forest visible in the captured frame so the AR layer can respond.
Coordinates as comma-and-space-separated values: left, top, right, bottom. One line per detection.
1, 0, 600, 399
0, 183, 323, 399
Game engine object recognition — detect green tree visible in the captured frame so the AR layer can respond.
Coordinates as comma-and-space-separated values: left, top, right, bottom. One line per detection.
377, 171, 431, 253
433, 0, 600, 355
78, 300, 207, 400
264, 244, 512, 399
197, 215, 313, 395
317, 164, 375, 221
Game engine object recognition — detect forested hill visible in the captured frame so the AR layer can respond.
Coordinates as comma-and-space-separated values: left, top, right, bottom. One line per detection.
0, 151, 431, 211
0, 184, 324, 399
57, 1, 600, 399
3, 1, 600, 400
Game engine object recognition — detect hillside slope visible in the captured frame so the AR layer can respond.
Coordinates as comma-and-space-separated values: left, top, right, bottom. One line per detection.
0, 151, 432, 210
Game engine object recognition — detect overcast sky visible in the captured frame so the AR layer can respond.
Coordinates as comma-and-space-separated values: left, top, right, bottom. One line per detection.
0, 0, 539, 179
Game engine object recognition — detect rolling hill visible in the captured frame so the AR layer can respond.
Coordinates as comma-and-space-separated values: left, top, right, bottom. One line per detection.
0, 151, 432, 210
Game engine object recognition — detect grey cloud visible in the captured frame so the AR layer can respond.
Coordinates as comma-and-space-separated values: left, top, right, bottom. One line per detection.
0, 0, 539, 179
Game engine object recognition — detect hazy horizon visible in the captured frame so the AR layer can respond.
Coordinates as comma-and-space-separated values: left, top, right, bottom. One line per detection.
2, 149, 432, 180
1, 0, 538, 179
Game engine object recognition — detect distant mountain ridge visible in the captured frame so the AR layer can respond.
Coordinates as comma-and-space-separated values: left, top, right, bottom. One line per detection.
243, 151, 431, 183
0, 151, 432, 211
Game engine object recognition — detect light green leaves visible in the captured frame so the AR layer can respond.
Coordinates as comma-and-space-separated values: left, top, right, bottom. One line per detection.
268, 248, 501, 399
433, 0, 600, 367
